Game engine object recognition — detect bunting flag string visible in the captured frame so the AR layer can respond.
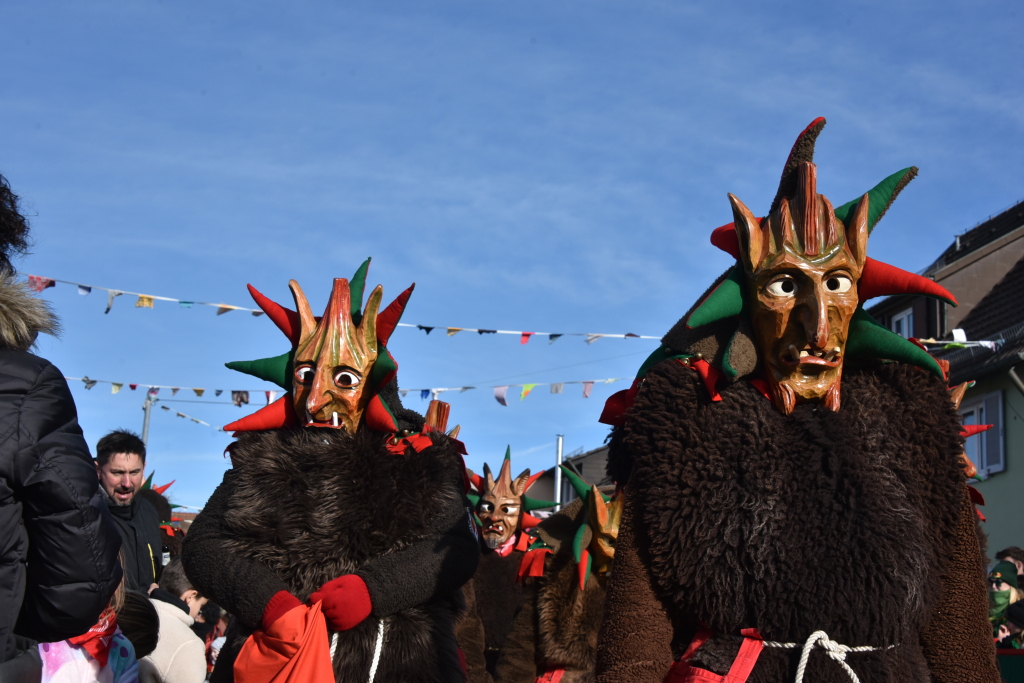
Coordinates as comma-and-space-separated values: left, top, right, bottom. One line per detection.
25, 275, 265, 316
400, 377, 626, 405
67, 374, 627, 407
402, 323, 656, 344
158, 404, 213, 427
27, 274, 659, 341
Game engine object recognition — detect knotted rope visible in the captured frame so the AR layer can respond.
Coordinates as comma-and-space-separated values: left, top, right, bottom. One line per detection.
761, 630, 892, 683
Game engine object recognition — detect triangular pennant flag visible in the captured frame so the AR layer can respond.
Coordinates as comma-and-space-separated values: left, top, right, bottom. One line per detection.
161, 405, 170, 411
193, 388, 204, 397
111, 383, 123, 394
231, 391, 250, 406
216, 305, 236, 315
582, 381, 594, 398
176, 412, 186, 418
447, 328, 462, 336
105, 290, 122, 314
400, 389, 409, 397
215, 389, 223, 397
83, 377, 97, 390
478, 329, 497, 335
135, 295, 154, 309
78, 285, 91, 296
520, 332, 534, 345
129, 384, 137, 391
266, 390, 278, 404
494, 386, 509, 406
548, 334, 562, 344
148, 387, 160, 397
179, 301, 194, 308
420, 390, 430, 400
171, 388, 179, 396
520, 384, 538, 400
550, 383, 564, 394
27, 275, 56, 293
585, 334, 603, 345
418, 325, 434, 335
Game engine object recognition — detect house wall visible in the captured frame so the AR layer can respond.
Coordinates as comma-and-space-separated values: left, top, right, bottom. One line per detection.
967, 363, 1024, 560
934, 226, 1024, 332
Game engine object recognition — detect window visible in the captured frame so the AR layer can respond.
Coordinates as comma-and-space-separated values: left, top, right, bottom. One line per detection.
960, 390, 1004, 478
891, 307, 914, 339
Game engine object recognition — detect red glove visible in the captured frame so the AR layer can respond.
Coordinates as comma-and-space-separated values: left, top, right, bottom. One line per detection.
308, 574, 373, 631
261, 590, 303, 631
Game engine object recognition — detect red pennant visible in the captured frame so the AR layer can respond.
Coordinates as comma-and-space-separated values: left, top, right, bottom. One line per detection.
520, 332, 534, 345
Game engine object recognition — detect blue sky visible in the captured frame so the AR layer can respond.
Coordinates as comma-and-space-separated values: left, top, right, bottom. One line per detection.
2, 0, 1021, 508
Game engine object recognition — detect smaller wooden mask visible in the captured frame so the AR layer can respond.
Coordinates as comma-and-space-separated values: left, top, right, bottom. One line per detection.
477, 458, 531, 549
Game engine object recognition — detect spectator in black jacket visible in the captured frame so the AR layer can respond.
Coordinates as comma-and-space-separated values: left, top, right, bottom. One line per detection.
0, 172, 123, 676
96, 430, 163, 590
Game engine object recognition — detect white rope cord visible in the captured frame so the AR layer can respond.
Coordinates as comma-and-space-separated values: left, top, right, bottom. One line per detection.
368, 619, 386, 683
330, 631, 339, 660
760, 630, 893, 683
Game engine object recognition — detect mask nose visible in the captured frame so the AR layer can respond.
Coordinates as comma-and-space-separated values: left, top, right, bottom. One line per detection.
800, 290, 831, 350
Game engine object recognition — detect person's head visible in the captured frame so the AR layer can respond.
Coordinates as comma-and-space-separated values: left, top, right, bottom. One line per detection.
96, 430, 146, 506
990, 561, 1019, 592
997, 548, 1024, 576
116, 591, 160, 658
0, 172, 31, 273
159, 557, 207, 619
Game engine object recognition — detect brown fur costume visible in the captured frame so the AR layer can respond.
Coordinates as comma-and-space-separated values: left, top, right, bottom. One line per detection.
496, 498, 608, 683
456, 550, 526, 682
184, 426, 476, 683
595, 358, 999, 683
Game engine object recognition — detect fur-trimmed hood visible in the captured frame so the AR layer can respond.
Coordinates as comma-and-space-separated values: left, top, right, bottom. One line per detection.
0, 269, 58, 351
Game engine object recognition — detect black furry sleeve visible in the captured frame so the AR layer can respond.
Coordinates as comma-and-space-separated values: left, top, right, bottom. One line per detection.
356, 492, 480, 618
181, 470, 291, 630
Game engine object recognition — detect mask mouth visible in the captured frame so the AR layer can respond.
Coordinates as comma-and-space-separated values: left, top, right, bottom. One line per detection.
304, 409, 346, 429
782, 344, 842, 368
482, 522, 506, 537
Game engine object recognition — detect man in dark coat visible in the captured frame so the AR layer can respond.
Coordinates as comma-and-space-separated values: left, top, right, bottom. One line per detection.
594, 119, 999, 683
96, 429, 163, 590
183, 262, 480, 683
0, 172, 123, 676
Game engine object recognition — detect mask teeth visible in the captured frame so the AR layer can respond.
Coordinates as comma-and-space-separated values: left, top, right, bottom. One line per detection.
332, 412, 339, 427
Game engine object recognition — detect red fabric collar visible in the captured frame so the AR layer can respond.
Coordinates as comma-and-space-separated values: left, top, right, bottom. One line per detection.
68, 607, 118, 667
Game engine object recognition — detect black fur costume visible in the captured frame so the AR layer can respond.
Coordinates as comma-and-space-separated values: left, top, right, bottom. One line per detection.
595, 358, 999, 682
182, 414, 480, 683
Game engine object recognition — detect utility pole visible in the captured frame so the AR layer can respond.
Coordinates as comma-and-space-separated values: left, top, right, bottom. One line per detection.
141, 397, 154, 446
554, 434, 564, 511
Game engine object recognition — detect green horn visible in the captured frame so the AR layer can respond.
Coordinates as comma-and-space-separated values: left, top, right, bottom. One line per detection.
226, 351, 293, 390
559, 465, 592, 501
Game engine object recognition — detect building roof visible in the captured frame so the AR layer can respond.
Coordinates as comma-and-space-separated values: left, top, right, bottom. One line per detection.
924, 200, 1024, 275
937, 252, 1024, 384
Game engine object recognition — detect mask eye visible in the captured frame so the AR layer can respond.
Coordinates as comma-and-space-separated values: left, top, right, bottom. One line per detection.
478, 502, 494, 514
825, 275, 853, 293
334, 370, 361, 388
501, 505, 519, 515
294, 364, 315, 384
766, 277, 797, 297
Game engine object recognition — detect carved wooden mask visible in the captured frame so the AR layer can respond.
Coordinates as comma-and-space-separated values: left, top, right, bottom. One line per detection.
289, 277, 383, 431
731, 162, 870, 414
477, 459, 530, 550
587, 488, 623, 582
